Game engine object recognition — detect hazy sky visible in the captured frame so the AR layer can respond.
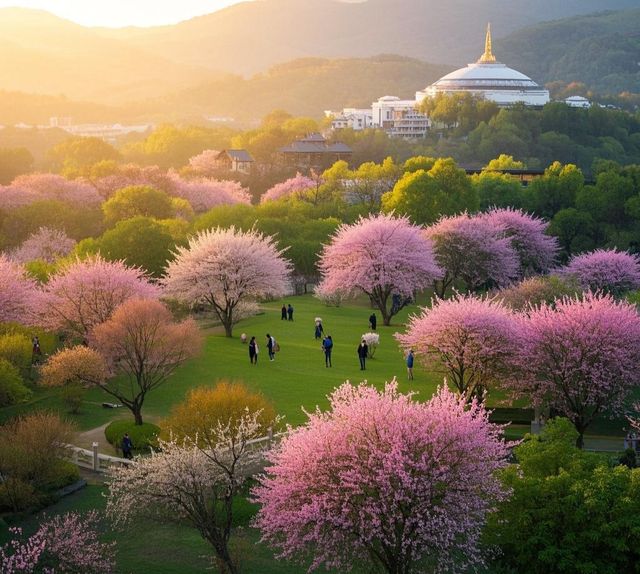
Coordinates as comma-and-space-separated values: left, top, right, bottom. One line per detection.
0, 0, 252, 27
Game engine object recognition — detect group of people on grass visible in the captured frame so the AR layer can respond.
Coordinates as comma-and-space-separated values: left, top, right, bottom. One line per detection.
244, 308, 415, 378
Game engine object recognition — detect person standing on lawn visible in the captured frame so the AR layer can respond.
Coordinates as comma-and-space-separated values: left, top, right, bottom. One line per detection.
406, 349, 415, 380
281, 304, 287, 320
357, 339, 368, 370
322, 335, 333, 367
249, 336, 258, 364
121, 433, 133, 459
266, 333, 276, 361
287, 304, 294, 321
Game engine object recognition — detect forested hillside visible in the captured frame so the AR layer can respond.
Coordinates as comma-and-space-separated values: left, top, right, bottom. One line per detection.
499, 9, 640, 96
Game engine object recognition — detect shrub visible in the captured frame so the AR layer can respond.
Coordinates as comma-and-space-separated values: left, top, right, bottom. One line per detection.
161, 381, 277, 446
0, 478, 39, 514
60, 382, 85, 414
39, 459, 80, 491
361, 332, 380, 358
0, 333, 33, 374
105, 420, 160, 454
0, 359, 31, 407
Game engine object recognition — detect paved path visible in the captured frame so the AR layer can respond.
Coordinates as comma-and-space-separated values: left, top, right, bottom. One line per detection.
75, 423, 119, 456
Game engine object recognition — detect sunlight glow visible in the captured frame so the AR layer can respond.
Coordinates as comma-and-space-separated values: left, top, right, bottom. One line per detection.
0, 0, 251, 27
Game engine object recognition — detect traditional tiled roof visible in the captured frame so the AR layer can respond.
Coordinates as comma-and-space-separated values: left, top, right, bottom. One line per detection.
218, 149, 254, 162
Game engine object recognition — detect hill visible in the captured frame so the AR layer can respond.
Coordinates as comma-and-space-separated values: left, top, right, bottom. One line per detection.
106, 0, 640, 75
0, 8, 222, 104
146, 55, 453, 121
499, 9, 640, 96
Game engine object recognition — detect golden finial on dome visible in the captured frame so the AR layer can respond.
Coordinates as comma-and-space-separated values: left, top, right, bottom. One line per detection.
478, 23, 497, 63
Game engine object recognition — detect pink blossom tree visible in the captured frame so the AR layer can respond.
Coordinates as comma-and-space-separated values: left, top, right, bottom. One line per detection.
90, 164, 175, 198
479, 208, 558, 276
425, 213, 519, 298
253, 381, 510, 574
106, 409, 265, 574
10, 227, 76, 264
316, 213, 442, 326
0, 173, 102, 210
163, 226, 291, 337
513, 293, 640, 447
397, 294, 521, 400
169, 174, 251, 212
187, 149, 220, 176
557, 248, 640, 296
1, 511, 115, 574
34, 256, 160, 341
90, 298, 202, 424
260, 173, 316, 203
0, 256, 37, 325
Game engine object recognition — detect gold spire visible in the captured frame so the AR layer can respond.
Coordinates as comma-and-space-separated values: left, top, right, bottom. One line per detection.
478, 23, 496, 63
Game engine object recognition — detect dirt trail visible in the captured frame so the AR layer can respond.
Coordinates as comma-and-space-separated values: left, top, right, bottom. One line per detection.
74, 423, 119, 456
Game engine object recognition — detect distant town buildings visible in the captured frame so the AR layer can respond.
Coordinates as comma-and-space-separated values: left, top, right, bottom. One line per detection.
327, 25, 550, 140
48, 117, 152, 143
278, 133, 352, 169
564, 95, 592, 108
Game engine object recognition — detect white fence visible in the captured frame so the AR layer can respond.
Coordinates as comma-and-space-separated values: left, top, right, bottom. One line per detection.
65, 429, 285, 475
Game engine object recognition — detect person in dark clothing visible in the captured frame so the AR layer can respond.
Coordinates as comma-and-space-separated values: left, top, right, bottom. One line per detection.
287, 304, 294, 321
249, 336, 258, 364
121, 433, 133, 459
266, 333, 275, 361
406, 349, 415, 380
281, 304, 287, 320
357, 339, 368, 370
314, 318, 324, 340
322, 335, 333, 367
369, 313, 377, 330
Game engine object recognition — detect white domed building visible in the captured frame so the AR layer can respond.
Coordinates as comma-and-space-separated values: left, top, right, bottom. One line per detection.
416, 25, 549, 108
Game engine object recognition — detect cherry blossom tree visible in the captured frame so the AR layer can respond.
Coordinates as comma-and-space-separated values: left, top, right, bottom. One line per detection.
10, 227, 76, 264
106, 410, 265, 574
0, 173, 102, 211
34, 256, 160, 341
512, 293, 640, 447
90, 164, 175, 198
479, 208, 558, 276
495, 275, 580, 311
425, 213, 519, 298
557, 248, 640, 296
163, 226, 291, 337
169, 174, 251, 212
253, 381, 510, 574
260, 173, 316, 203
0, 255, 37, 325
1, 511, 115, 573
397, 294, 521, 400
188, 149, 221, 176
92, 299, 202, 425
316, 213, 442, 326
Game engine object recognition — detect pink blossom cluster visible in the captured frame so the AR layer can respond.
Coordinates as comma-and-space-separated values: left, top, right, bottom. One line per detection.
425, 213, 520, 293
10, 227, 76, 264
168, 173, 251, 212
317, 213, 441, 299
479, 207, 558, 275
188, 149, 220, 175
1, 512, 114, 573
0, 174, 102, 210
90, 164, 175, 198
260, 173, 316, 203
34, 255, 161, 340
513, 293, 640, 442
397, 294, 521, 399
557, 248, 640, 296
0, 255, 37, 324
253, 381, 510, 573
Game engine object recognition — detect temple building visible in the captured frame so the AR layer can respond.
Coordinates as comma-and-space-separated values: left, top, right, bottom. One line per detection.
416, 25, 550, 107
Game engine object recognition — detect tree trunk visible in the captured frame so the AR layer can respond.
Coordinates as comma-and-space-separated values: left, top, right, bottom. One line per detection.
132, 407, 144, 426
223, 321, 233, 337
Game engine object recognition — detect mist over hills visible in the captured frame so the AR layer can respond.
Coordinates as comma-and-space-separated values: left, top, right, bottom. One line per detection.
105, 0, 640, 74
0, 1, 638, 124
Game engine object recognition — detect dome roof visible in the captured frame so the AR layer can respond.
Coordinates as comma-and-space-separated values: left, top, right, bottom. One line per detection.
421, 24, 546, 98
432, 62, 540, 90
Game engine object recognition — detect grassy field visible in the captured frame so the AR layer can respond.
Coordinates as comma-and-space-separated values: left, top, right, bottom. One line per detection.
0, 293, 630, 572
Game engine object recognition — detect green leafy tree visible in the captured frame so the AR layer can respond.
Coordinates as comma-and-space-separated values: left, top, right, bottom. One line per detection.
485, 418, 640, 574
102, 185, 175, 227
522, 162, 585, 218
382, 158, 478, 225
91, 217, 175, 278
47, 137, 120, 176
548, 208, 597, 258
